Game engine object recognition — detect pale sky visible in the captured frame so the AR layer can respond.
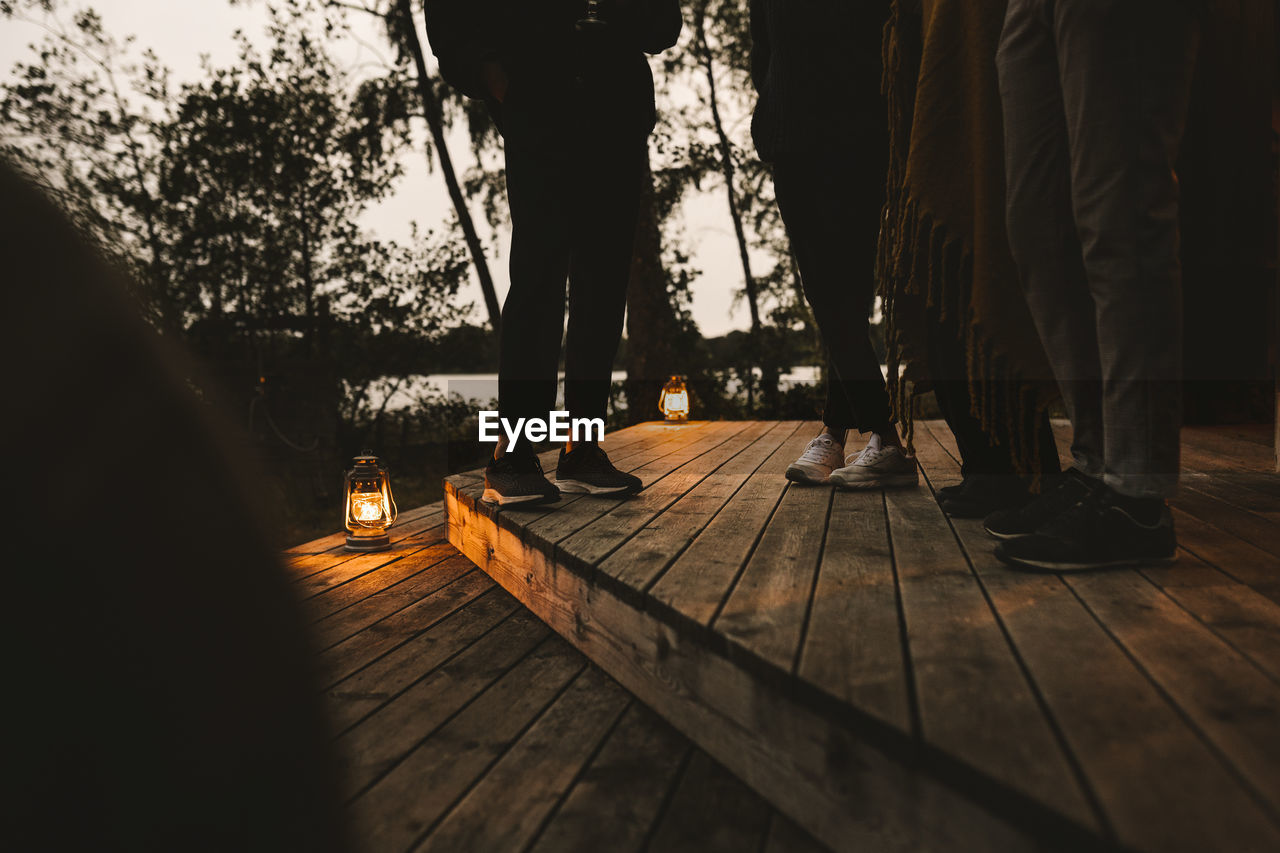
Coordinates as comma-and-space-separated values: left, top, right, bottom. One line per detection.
0, 0, 752, 337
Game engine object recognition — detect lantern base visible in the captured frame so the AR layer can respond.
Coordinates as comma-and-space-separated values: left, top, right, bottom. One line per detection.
344, 533, 391, 552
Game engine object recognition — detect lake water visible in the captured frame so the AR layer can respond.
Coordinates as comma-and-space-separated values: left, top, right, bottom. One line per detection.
365, 366, 829, 411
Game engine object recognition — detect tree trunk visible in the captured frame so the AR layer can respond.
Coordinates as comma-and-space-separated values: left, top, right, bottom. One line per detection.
625, 152, 681, 424
695, 8, 767, 409
395, 0, 503, 335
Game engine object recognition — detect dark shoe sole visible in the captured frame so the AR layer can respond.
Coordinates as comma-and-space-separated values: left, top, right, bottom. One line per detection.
942, 504, 1007, 519
982, 524, 1036, 541
995, 546, 1178, 573
481, 488, 559, 507
785, 465, 830, 485
553, 478, 641, 497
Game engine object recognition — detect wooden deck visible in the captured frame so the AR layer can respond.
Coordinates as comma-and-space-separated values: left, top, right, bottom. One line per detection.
285, 509, 828, 852
443, 420, 1280, 853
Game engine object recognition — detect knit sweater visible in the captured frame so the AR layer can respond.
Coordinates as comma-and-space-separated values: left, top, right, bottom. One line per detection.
879, 0, 1059, 472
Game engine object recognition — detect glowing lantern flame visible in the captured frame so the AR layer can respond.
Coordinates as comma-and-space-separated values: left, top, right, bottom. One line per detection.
659, 375, 690, 422
343, 451, 398, 552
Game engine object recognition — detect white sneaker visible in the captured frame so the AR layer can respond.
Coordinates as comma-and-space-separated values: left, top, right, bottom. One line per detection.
785, 434, 846, 484
829, 433, 919, 490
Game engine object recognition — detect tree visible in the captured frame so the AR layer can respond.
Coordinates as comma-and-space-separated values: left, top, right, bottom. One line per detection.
297, 0, 504, 334
659, 0, 800, 412
2, 0, 470, 513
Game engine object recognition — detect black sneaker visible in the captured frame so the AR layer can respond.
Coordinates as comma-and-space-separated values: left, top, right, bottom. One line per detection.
995, 490, 1177, 572
983, 469, 1101, 541
554, 444, 642, 496
939, 474, 1030, 519
482, 447, 560, 506
937, 481, 968, 502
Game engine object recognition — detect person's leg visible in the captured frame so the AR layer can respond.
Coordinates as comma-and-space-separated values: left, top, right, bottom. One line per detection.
561, 134, 647, 426
926, 327, 1033, 516
550, 131, 648, 498
497, 129, 573, 441
1053, 0, 1199, 500
772, 155, 894, 442
933, 380, 1014, 476
997, 0, 1105, 482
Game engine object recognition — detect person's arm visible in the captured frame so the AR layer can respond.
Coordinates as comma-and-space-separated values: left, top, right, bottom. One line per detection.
423, 0, 503, 100
615, 0, 684, 54
750, 0, 769, 93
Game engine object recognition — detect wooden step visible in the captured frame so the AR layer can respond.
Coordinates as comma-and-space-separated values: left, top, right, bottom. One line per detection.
444, 420, 1280, 853
287, 514, 830, 852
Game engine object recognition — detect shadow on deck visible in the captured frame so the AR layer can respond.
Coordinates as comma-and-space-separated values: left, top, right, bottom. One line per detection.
438, 420, 1280, 853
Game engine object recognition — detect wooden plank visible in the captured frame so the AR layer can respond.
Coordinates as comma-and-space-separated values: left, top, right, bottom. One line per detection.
644, 749, 776, 853
447, 420, 720, 526
763, 813, 832, 853
445, 419, 674, 491
886, 427, 1096, 829
447, 420, 734, 551
1173, 485, 1280, 558
337, 613, 558, 801
596, 421, 804, 592
1067, 568, 1280, 815
1219, 471, 1280, 501
650, 424, 819, 628
309, 555, 476, 649
714, 477, 833, 674
296, 536, 451, 603
1180, 425, 1276, 473
915, 420, 1280, 850
323, 587, 520, 733
558, 420, 780, 569
1138, 556, 1280, 685
315, 568, 498, 691
448, 485, 1087, 853
796, 488, 911, 732
1171, 507, 1280, 604
1182, 472, 1280, 519
521, 420, 749, 551
347, 634, 584, 852
527, 703, 692, 853
415, 666, 632, 853
285, 503, 441, 556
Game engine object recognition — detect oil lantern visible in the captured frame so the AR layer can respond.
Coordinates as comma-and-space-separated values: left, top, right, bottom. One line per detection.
343, 450, 398, 552
659, 375, 690, 422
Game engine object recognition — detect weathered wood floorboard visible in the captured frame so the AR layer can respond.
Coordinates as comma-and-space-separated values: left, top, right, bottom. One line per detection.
597, 421, 804, 592
884, 429, 1097, 830
298, 550, 832, 853
917, 420, 1280, 849
423, 419, 1280, 852
650, 424, 816, 627
796, 488, 910, 731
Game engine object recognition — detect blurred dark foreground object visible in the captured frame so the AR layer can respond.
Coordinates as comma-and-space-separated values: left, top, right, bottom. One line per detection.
0, 162, 348, 852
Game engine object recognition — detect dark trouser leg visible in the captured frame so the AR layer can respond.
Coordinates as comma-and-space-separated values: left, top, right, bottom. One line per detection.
772, 155, 891, 435
927, 331, 1013, 477
998, 0, 1105, 482
497, 128, 572, 427
1054, 0, 1197, 498
562, 135, 647, 422
999, 0, 1198, 499
928, 327, 1062, 479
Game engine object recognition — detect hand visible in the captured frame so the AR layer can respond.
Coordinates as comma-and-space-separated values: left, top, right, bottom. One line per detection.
481, 59, 509, 103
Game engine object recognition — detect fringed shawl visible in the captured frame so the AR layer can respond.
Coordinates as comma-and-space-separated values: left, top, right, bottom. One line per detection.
879, 0, 1058, 473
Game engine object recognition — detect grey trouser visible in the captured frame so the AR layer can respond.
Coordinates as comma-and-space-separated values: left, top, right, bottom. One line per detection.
996, 0, 1199, 498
